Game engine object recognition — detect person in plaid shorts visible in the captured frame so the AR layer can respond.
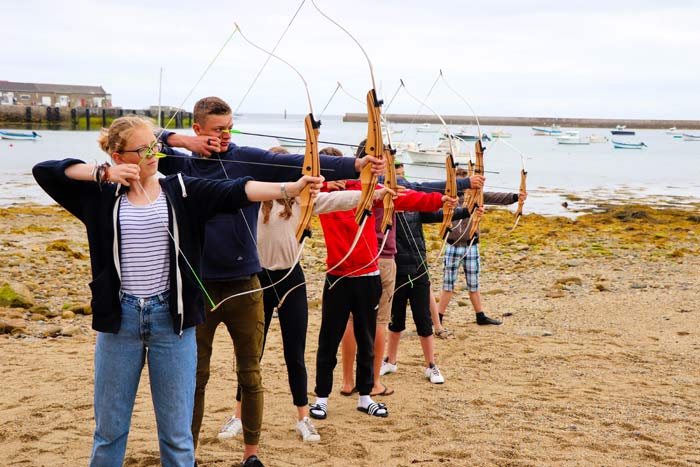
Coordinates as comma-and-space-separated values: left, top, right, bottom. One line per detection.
437, 168, 527, 328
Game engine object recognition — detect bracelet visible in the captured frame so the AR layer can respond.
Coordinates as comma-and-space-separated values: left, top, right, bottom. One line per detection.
280, 183, 290, 200
101, 163, 111, 183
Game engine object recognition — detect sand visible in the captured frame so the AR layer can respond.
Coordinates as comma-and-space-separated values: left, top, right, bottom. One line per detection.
1, 203, 699, 466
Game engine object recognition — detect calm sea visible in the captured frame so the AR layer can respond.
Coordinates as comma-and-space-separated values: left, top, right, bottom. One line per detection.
2, 114, 699, 216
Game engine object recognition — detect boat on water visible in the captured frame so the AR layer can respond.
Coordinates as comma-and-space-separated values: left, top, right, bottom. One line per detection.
404, 138, 471, 166
416, 123, 439, 133
532, 125, 562, 136
276, 136, 306, 150
491, 129, 512, 138
443, 131, 491, 142
557, 131, 590, 145
612, 140, 647, 149
666, 127, 680, 135
0, 130, 41, 141
682, 133, 700, 141
611, 125, 635, 135
589, 134, 608, 143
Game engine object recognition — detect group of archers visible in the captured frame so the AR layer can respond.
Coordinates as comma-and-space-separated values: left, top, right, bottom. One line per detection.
33, 96, 526, 467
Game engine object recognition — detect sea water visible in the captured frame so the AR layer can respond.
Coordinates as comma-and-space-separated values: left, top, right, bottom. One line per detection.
1, 114, 699, 216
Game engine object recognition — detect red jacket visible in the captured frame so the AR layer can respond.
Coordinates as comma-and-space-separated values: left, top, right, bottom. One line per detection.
320, 181, 443, 277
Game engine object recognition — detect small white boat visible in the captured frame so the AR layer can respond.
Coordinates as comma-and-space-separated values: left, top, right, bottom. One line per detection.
0, 130, 42, 141
404, 138, 471, 166
532, 125, 562, 136
557, 130, 590, 145
589, 134, 608, 143
666, 127, 680, 135
276, 136, 306, 149
416, 123, 439, 133
682, 133, 700, 142
612, 140, 647, 149
490, 129, 512, 138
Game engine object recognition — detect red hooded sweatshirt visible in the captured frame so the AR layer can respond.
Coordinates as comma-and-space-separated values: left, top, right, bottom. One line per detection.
319, 180, 444, 277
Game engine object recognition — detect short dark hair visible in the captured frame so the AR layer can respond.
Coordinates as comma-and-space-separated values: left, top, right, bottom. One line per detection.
319, 146, 344, 157
354, 139, 367, 159
193, 96, 231, 125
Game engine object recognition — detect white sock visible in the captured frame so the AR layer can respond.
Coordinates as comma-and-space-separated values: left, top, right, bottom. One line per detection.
314, 397, 328, 407
358, 395, 373, 409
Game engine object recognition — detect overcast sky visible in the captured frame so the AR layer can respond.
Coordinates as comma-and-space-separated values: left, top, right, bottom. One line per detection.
4, 0, 699, 119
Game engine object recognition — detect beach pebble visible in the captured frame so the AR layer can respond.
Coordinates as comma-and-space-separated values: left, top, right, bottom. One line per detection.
40, 325, 62, 338
61, 326, 81, 337
556, 277, 582, 286
566, 260, 580, 267
0, 281, 35, 309
70, 304, 92, 315
30, 314, 45, 322
0, 318, 27, 334
595, 283, 610, 292
630, 283, 647, 289
62, 310, 76, 320
545, 290, 566, 298
30, 305, 59, 318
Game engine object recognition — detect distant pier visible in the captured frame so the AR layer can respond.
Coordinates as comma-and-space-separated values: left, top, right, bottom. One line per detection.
343, 113, 700, 130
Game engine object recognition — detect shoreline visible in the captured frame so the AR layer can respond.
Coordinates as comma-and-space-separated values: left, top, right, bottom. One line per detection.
1, 199, 699, 466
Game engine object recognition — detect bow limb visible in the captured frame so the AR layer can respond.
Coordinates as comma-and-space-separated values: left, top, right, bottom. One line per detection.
210, 23, 320, 310
328, 144, 397, 289
438, 152, 457, 239
295, 114, 321, 242
510, 169, 527, 231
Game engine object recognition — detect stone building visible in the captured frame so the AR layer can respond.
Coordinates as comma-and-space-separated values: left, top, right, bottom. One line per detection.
0, 81, 111, 107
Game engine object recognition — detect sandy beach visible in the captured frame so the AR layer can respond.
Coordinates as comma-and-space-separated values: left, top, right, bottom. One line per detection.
1, 202, 699, 466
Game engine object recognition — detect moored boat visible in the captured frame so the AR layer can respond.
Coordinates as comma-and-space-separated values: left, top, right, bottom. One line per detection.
490, 129, 512, 138
611, 125, 636, 135
682, 133, 700, 141
0, 130, 41, 141
416, 123, 439, 133
404, 138, 471, 166
612, 140, 647, 149
557, 131, 590, 145
532, 125, 562, 136
276, 136, 306, 150
589, 134, 608, 143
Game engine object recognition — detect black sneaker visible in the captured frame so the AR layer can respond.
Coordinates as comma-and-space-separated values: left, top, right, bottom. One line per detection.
243, 455, 265, 467
476, 312, 502, 326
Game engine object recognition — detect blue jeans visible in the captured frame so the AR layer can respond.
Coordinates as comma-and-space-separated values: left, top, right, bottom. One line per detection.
90, 292, 196, 467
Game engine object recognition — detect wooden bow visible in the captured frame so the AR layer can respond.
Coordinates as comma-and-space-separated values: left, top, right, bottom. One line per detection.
467, 140, 486, 240
296, 114, 321, 242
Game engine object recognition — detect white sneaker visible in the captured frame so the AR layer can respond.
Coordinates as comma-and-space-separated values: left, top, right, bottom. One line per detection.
379, 359, 398, 376
296, 417, 321, 443
217, 416, 242, 440
424, 364, 445, 384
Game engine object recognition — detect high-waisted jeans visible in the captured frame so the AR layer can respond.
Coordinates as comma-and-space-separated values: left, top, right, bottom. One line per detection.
90, 292, 196, 467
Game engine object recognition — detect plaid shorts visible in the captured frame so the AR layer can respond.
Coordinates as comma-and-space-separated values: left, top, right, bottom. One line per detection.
442, 243, 480, 292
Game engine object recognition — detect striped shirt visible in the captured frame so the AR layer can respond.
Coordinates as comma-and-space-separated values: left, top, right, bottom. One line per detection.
118, 191, 171, 297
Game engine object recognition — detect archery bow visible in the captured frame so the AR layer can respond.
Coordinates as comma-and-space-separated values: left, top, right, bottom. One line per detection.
209, 22, 320, 311
311, 0, 385, 275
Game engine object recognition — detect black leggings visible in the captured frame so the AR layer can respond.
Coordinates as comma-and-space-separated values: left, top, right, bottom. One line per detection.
315, 274, 382, 397
388, 273, 433, 337
236, 264, 309, 407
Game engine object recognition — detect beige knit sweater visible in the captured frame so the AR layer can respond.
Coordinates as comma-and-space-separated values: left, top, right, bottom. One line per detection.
256, 191, 361, 271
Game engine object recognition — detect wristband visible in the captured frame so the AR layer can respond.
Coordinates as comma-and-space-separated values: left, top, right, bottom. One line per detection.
280, 183, 290, 200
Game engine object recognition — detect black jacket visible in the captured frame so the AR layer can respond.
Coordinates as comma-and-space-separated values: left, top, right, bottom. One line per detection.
394, 207, 471, 276
33, 158, 252, 335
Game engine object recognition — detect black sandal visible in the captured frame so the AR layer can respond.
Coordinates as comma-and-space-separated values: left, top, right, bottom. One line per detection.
309, 403, 327, 420
357, 402, 388, 417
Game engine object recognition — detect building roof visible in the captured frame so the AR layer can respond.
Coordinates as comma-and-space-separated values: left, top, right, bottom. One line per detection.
0, 81, 108, 95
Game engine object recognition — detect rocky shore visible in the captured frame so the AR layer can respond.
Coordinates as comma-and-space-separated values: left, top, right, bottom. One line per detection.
1, 201, 699, 466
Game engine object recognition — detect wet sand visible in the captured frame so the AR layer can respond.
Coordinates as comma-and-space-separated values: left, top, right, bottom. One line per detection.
1, 203, 699, 466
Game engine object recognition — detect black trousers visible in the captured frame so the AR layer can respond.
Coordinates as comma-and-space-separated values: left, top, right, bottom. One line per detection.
315, 274, 382, 397
236, 264, 310, 407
